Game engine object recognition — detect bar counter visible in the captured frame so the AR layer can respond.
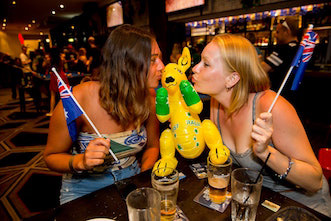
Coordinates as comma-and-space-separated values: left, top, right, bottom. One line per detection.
25, 152, 329, 221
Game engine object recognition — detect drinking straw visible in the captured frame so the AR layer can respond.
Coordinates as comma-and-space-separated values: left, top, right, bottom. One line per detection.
51, 67, 119, 162
243, 152, 271, 203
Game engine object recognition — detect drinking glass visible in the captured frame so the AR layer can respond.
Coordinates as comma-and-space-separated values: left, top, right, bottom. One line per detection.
231, 168, 263, 221
207, 156, 232, 204
151, 168, 179, 221
126, 187, 161, 221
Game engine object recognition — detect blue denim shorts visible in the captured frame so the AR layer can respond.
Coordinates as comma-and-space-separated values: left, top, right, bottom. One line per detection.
60, 160, 140, 205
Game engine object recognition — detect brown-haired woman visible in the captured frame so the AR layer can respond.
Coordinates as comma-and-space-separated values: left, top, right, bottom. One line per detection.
192, 34, 330, 217
44, 24, 164, 204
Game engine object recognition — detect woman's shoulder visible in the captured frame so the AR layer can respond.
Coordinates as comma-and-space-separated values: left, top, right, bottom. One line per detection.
73, 81, 100, 101
257, 90, 297, 117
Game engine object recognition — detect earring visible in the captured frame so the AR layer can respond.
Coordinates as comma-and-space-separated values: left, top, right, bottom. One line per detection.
226, 86, 231, 91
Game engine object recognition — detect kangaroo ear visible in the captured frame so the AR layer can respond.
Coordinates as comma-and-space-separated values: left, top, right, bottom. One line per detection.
178, 47, 191, 73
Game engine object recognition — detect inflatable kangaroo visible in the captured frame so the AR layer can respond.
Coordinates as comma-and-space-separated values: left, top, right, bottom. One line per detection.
153, 47, 229, 175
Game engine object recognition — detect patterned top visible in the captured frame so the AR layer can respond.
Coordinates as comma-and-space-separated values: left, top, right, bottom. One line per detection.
73, 126, 147, 171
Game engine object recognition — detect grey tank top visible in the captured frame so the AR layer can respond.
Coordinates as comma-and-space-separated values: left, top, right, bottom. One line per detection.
216, 93, 331, 217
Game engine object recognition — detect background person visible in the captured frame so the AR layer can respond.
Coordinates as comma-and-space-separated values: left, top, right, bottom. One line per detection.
261, 16, 300, 105
46, 47, 69, 117
191, 34, 331, 217
44, 24, 164, 204
19, 45, 32, 73
86, 36, 101, 75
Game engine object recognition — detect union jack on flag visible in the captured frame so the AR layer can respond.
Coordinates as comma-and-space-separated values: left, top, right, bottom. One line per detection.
291, 27, 318, 91
57, 79, 83, 142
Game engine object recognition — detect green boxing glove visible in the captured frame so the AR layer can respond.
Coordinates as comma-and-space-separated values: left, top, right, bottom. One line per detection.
156, 87, 169, 116
180, 80, 201, 107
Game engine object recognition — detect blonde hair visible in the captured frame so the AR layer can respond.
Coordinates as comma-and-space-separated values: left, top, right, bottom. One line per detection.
212, 34, 270, 116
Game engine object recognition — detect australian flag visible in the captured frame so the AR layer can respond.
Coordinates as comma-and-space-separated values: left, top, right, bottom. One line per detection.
58, 79, 83, 142
290, 27, 318, 91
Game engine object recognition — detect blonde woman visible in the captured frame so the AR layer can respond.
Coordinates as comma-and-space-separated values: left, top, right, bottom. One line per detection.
44, 25, 164, 204
192, 34, 331, 217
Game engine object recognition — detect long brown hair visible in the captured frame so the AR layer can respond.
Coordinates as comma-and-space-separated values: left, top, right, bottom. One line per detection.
213, 34, 270, 116
99, 24, 152, 130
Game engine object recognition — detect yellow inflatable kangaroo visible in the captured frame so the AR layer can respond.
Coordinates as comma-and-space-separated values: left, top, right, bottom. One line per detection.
153, 47, 229, 176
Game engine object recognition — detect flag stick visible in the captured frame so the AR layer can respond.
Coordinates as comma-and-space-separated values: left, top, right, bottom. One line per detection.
267, 66, 294, 113
51, 67, 119, 162
267, 24, 314, 113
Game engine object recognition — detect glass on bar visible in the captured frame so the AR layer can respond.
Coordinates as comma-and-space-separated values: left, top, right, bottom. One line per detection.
126, 187, 161, 221
207, 156, 232, 204
152, 168, 179, 221
231, 168, 263, 221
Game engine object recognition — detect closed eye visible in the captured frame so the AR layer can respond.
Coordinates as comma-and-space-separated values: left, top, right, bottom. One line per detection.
203, 62, 210, 67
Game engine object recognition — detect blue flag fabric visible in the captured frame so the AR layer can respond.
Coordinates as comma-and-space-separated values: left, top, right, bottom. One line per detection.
58, 79, 83, 142
290, 28, 318, 91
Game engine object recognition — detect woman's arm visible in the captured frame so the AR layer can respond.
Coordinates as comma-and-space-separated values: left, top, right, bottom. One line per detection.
252, 91, 322, 192
141, 90, 160, 172
44, 85, 110, 173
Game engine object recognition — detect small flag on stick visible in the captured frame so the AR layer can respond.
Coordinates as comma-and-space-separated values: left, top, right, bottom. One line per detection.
268, 24, 318, 113
52, 67, 119, 162
57, 78, 83, 142
291, 26, 318, 90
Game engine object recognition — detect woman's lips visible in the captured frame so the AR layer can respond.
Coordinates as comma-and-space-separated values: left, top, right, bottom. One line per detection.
191, 75, 197, 83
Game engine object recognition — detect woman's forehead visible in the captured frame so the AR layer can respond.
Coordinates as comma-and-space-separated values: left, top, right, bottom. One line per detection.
151, 41, 161, 56
202, 42, 221, 61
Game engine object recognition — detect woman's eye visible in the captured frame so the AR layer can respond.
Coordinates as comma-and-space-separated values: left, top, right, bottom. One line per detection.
203, 62, 210, 67
151, 58, 157, 63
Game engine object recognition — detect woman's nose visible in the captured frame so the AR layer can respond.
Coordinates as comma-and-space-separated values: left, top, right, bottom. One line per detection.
192, 64, 198, 74
158, 59, 165, 70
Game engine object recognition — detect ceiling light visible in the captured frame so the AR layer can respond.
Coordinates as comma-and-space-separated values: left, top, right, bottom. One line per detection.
12, 1, 16, 5
32, 20, 36, 24
71, 25, 75, 29
2, 27, 5, 30
63, 33, 66, 36
25, 27, 28, 30
40, 32, 43, 35
46, 39, 50, 43
68, 38, 74, 43
2, 23, 6, 27
60, 4, 64, 9
28, 24, 31, 27
51, 10, 56, 15
3, 19, 6, 22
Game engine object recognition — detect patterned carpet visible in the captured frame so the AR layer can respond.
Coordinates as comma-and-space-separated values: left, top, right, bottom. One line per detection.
0, 100, 62, 221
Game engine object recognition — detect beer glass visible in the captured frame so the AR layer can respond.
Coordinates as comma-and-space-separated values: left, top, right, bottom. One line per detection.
207, 156, 232, 204
231, 168, 263, 221
151, 168, 179, 221
126, 187, 161, 221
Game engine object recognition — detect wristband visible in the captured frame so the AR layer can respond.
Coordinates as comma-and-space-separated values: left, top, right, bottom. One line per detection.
276, 156, 293, 180
69, 155, 83, 174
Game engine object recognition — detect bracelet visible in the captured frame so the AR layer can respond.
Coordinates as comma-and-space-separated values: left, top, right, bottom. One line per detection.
276, 156, 294, 180
69, 155, 83, 174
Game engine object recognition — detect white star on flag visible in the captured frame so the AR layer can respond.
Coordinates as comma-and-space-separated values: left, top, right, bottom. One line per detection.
64, 108, 68, 119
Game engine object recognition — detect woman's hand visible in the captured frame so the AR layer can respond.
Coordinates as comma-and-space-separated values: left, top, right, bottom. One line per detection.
251, 112, 273, 159
80, 138, 110, 170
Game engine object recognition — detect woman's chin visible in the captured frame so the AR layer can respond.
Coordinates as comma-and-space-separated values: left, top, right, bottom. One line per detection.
193, 85, 202, 94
